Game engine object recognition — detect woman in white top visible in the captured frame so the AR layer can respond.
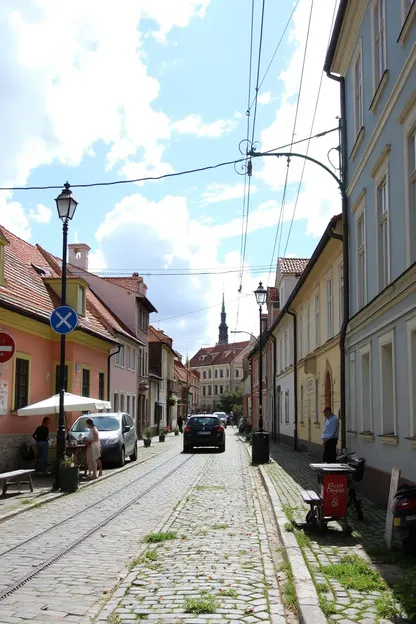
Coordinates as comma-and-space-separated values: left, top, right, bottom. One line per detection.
85, 418, 101, 479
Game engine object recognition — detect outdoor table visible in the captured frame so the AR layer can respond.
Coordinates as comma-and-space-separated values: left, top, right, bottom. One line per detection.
302, 463, 356, 534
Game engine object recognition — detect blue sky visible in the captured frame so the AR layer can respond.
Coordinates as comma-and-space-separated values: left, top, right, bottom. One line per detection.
0, 0, 340, 355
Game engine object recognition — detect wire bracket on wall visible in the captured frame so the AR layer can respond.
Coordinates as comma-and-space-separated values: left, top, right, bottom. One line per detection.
234, 139, 259, 176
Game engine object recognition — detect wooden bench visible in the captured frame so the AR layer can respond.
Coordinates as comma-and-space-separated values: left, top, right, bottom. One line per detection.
0, 469, 35, 496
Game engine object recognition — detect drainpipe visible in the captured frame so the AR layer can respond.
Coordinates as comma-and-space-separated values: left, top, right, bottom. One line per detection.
287, 310, 298, 452
325, 72, 349, 451
107, 344, 121, 403
271, 335, 277, 442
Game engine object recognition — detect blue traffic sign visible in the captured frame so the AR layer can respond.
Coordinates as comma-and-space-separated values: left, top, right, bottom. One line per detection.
50, 306, 78, 335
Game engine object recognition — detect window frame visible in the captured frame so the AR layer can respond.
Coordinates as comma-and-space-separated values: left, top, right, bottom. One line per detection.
359, 344, 372, 434
299, 313, 304, 359
77, 285, 86, 317
379, 330, 396, 435
113, 391, 119, 412
371, 0, 387, 93
306, 302, 311, 355
326, 273, 333, 340
352, 39, 364, 140
406, 316, 416, 437
376, 172, 390, 291
400, 96, 416, 267
81, 366, 91, 398
339, 262, 344, 331
314, 290, 320, 350
356, 207, 367, 310
285, 389, 290, 424
98, 371, 105, 401
13, 354, 31, 411
300, 384, 304, 424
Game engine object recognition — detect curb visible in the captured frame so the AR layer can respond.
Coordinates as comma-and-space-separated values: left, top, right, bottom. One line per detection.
0, 437, 173, 525
237, 435, 326, 624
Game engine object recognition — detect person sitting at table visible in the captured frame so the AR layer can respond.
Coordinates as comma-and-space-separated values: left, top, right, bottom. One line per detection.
321, 407, 339, 463
85, 418, 101, 480
33, 417, 50, 474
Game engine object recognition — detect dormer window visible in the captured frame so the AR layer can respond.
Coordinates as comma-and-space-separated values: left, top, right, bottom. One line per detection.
77, 285, 86, 316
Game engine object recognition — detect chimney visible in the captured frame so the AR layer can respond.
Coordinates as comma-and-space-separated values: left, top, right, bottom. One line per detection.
68, 243, 91, 271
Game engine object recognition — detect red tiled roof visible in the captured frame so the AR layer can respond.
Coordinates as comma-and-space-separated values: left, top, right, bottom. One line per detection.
103, 276, 143, 293
277, 257, 310, 275
148, 325, 175, 349
189, 340, 250, 368
0, 227, 116, 344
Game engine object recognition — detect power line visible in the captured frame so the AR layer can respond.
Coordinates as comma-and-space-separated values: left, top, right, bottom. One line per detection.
0, 127, 338, 193
282, 0, 338, 258
250, 0, 266, 147
154, 294, 251, 322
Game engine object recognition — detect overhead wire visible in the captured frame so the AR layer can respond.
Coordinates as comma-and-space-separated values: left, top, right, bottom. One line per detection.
266, 0, 315, 286
282, 0, 338, 258
153, 294, 251, 323
250, 0, 266, 147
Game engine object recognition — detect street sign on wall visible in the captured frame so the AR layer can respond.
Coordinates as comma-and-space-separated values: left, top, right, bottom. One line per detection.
50, 306, 78, 335
0, 332, 16, 363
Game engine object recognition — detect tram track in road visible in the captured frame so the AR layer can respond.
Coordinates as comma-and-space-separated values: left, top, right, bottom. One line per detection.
0, 449, 185, 559
0, 453, 195, 602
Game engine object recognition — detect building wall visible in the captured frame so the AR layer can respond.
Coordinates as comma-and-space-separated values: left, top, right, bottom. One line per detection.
273, 315, 295, 442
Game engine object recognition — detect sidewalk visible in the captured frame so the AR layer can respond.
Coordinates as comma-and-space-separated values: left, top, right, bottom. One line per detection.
264, 439, 416, 624
0, 436, 170, 522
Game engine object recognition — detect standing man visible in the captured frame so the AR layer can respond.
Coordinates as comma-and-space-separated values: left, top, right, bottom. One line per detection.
177, 413, 183, 433
321, 407, 339, 463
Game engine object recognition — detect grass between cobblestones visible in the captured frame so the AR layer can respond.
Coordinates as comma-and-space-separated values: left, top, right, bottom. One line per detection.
264, 448, 416, 624
184, 591, 219, 614
142, 530, 177, 543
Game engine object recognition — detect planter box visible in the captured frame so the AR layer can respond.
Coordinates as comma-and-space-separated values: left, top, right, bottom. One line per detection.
143, 439, 151, 447
59, 465, 79, 492
159, 435, 166, 443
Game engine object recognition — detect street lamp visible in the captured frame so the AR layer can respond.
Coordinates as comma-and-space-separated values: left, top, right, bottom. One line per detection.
252, 281, 270, 464
54, 182, 78, 490
230, 330, 258, 342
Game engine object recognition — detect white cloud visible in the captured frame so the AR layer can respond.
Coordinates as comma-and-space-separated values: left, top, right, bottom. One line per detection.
172, 114, 237, 138
29, 204, 52, 224
257, 91, 272, 105
200, 183, 258, 206
256, 0, 340, 237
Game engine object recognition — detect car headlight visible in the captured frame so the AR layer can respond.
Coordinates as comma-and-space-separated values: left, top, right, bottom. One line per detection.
105, 436, 119, 445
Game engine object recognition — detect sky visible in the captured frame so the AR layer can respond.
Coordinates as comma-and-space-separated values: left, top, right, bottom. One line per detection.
0, 0, 341, 357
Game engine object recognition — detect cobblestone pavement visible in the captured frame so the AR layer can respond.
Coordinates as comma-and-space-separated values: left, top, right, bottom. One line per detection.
101, 431, 291, 624
265, 440, 416, 624
0, 436, 211, 624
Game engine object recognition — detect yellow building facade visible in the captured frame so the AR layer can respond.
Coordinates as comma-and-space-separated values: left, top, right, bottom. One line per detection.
290, 217, 343, 453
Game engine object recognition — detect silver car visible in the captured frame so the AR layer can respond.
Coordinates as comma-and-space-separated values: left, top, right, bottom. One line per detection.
213, 411, 227, 428
69, 412, 137, 467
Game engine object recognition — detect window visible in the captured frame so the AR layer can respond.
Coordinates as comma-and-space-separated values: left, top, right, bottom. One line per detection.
299, 314, 303, 359
55, 364, 68, 394
326, 276, 333, 340
315, 379, 319, 423
226, 368, 229, 377
119, 346, 125, 368
220, 385, 223, 394
285, 390, 289, 424
132, 395, 136, 420
220, 369, 224, 378
120, 394, 125, 412
306, 304, 311, 355
300, 385, 304, 423
203, 386, 206, 397
215, 369, 218, 379
360, 348, 372, 433
132, 349, 136, 372
339, 263, 344, 329
82, 368, 90, 397
314, 292, 320, 349
353, 44, 363, 138
380, 334, 395, 435
144, 349, 148, 375
14, 357, 29, 410
208, 385, 212, 396
126, 346, 131, 370
235, 369, 240, 378
98, 372, 105, 400
115, 349, 120, 367
127, 394, 131, 416
203, 371, 207, 379
282, 331, 287, 368
377, 177, 390, 290
77, 286, 86, 316
214, 385, 218, 395
357, 212, 366, 309
408, 322, 416, 437
372, 0, 386, 87
405, 120, 416, 264
208, 369, 212, 379
113, 392, 119, 411
349, 353, 356, 432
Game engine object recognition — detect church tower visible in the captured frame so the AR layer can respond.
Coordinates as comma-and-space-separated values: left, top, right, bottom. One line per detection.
217, 294, 228, 345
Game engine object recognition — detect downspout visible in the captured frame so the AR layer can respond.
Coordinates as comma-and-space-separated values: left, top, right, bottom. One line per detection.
326, 71, 349, 451
271, 335, 277, 442
287, 310, 298, 452
107, 344, 122, 403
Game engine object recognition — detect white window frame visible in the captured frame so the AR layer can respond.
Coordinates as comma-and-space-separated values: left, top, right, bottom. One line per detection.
285, 390, 289, 424
119, 345, 125, 368
356, 206, 367, 311
378, 330, 396, 435
131, 349, 136, 372
126, 346, 131, 370
406, 316, 416, 437
376, 174, 390, 292
326, 273, 333, 340
314, 290, 320, 350
359, 344, 372, 433
339, 262, 344, 332
371, 0, 387, 92
77, 285, 85, 316
300, 384, 304, 423
400, 97, 416, 268
284, 331, 288, 369
401, 0, 413, 24
299, 314, 304, 359
306, 303, 311, 355
348, 352, 356, 432
352, 39, 364, 140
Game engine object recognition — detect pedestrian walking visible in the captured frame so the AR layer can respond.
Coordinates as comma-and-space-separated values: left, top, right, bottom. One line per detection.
321, 407, 339, 463
85, 418, 101, 479
177, 414, 183, 433
33, 416, 50, 474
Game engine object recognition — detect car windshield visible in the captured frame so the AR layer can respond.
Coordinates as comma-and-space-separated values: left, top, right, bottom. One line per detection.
189, 417, 219, 427
72, 416, 119, 432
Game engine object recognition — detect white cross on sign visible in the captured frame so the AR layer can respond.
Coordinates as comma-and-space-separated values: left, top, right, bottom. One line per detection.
56, 310, 73, 329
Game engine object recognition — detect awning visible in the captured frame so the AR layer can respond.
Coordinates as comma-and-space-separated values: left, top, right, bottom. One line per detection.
17, 392, 112, 416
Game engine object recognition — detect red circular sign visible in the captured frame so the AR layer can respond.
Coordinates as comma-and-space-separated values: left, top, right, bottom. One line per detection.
0, 332, 16, 363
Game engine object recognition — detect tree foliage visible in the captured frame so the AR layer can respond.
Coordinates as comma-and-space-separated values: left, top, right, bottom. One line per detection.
219, 388, 243, 416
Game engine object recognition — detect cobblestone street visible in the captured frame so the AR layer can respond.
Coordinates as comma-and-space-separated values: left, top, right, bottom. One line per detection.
265, 440, 416, 624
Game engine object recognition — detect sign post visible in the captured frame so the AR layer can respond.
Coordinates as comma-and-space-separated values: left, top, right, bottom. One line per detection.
384, 466, 401, 549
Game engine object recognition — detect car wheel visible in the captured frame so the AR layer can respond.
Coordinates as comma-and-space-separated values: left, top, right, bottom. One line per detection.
118, 447, 125, 467
218, 444, 225, 453
129, 442, 137, 461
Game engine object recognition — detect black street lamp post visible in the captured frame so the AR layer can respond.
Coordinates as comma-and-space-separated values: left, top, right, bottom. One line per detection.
53, 182, 78, 490
251, 281, 269, 464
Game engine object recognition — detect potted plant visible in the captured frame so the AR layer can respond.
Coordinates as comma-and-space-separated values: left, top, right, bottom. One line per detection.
59, 454, 79, 492
174, 426, 179, 436
167, 394, 178, 406
159, 426, 168, 442
143, 426, 152, 447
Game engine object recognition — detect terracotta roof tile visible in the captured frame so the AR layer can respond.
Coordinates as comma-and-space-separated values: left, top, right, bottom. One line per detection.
189, 341, 250, 367
277, 257, 310, 275
103, 276, 143, 293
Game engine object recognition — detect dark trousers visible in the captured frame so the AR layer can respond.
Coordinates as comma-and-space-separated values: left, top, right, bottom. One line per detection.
323, 438, 338, 463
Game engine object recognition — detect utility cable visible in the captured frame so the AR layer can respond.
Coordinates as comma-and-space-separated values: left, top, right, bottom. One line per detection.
250, 0, 266, 147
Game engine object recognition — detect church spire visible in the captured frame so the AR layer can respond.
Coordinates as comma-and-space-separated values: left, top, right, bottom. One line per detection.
218, 293, 228, 345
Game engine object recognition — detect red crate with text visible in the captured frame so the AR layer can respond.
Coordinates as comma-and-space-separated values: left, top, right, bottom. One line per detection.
321, 473, 348, 517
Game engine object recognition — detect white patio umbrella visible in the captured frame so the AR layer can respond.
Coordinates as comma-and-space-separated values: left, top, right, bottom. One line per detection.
17, 392, 112, 416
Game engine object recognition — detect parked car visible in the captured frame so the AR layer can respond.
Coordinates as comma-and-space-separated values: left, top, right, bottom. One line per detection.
69, 412, 137, 467
213, 411, 227, 428
183, 415, 225, 453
